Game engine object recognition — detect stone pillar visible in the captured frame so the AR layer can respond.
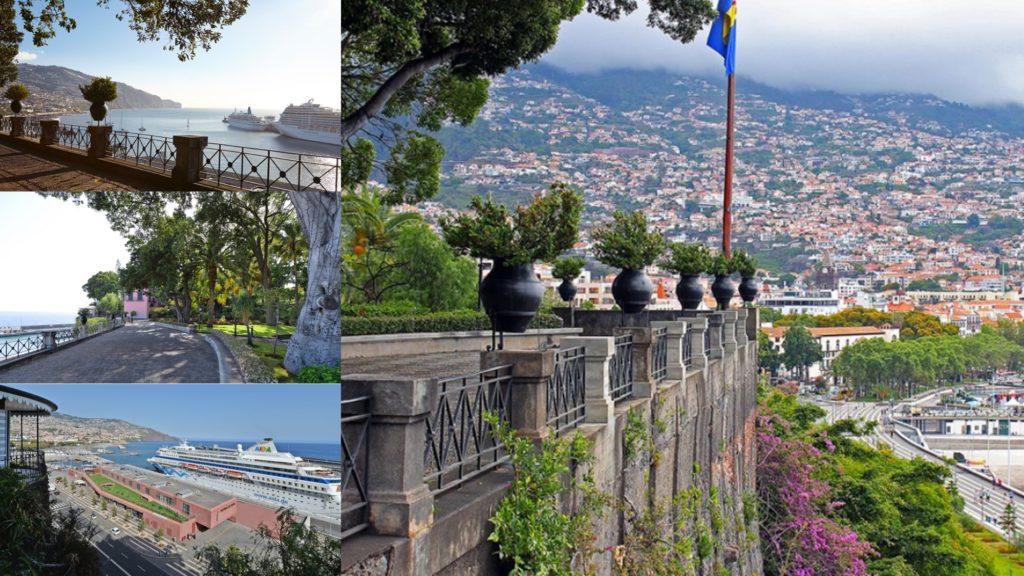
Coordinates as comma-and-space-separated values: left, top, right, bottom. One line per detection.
481, 349, 554, 440
87, 125, 112, 158
562, 336, 615, 424
10, 116, 25, 137
735, 309, 749, 347
172, 135, 209, 185
42, 331, 56, 352
722, 310, 739, 353
682, 315, 709, 369
746, 307, 760, 343
651, 320, 687, 381
343, 376, 435, 538
39, 120, 59, 144
614, 326, 655, 398
706, 312, 725, 360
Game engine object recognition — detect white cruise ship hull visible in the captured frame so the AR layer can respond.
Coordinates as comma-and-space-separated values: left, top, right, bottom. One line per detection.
274, 122, 342, 146
227, 119, 268, 131
149, 458, 341, 517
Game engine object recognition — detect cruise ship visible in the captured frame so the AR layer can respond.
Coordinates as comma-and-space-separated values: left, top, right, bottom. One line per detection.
273, 99, 341, 146
148, 439, 341, 514
226, 107, 273, 131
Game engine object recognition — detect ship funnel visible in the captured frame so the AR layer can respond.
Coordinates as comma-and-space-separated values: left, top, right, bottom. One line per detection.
237, 444, 243, 453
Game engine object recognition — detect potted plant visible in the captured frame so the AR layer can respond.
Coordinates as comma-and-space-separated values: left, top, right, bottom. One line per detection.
79, 76, 118, 124
731, 249, 760, 304
593, 211, 666, 314
551, 256, 585, 303
660, 242, 711, 310
4, 83, 28, 114
442, 182, 583, 333
707, 253, 736, 310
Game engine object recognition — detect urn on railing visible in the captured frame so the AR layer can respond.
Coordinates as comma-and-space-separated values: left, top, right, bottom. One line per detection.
79, 76, 118, 124
552, 256, 585, 328
441, 183, 583, 338
593, 210, 666, 315
731, 249, 760, 305
661, 241, 711, 310
4, 83, 28, 115
707, 253, 736, 311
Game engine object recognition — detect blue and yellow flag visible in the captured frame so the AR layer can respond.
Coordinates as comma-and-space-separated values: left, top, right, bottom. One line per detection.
707, 0, 736, 75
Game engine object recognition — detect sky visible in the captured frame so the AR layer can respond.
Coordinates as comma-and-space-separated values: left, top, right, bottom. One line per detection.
14, 0, 340, 110
19, 384, 340, 444
542, 1, 1024, 107
0, 193, 130, 316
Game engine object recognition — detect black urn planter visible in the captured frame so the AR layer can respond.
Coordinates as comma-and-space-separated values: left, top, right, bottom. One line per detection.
711, 274, 736, 310
89, 102, 108, 122
739, 276, 759, 304
676, 274, 704, 310
479, 261, 544, 333
9, 100, 20, 114
557, 278, 577, 302
611, 268, 653, 314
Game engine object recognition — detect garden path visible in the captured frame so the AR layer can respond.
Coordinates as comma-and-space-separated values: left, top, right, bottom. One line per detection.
0, 141, 157, 191
0, 323, 226, 383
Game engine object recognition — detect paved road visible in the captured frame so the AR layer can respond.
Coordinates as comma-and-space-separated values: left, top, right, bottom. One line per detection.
51, 486, 202, 576
815, 393, 1024, 535
0, 323, 223, 383
0, 141, 160, 191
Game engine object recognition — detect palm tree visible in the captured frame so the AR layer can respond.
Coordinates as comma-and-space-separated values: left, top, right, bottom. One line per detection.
342, 187, 421, 302
277, 218, 307, 325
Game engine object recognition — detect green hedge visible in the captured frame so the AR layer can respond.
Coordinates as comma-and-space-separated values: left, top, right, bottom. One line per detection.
341, 301, 430, 317
298, 365, 341, 383
342, 311, 563, 336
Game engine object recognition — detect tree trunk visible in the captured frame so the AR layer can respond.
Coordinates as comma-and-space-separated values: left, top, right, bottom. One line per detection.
207, 263, 218, 327
284, 192, 341, 374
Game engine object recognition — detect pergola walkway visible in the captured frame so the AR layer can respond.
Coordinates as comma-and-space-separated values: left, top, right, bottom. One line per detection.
0, 323, 229, 383
0, 141, 157, 191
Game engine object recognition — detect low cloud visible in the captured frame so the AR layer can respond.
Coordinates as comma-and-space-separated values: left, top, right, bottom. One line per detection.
15, 51, 39, 62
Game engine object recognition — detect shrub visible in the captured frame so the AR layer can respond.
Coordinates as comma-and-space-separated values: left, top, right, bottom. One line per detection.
731, 250, 758, 277
79, 76, 118, 103
3, 83, 28, 101
440, 182, 583, 266
592, 211, 666, 270
341, 311, 563, 336
660, 242, 711, 276
707, 253, 732, 276
341, 301, 430, 317
298, 365, 341, 383
551, 256, 585, 281
211, 332, 276, 383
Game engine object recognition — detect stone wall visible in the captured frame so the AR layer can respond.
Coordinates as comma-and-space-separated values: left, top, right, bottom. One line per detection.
342, 310, 763, 575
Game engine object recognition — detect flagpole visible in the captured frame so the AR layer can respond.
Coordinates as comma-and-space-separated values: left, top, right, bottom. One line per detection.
723, 72, 735, 258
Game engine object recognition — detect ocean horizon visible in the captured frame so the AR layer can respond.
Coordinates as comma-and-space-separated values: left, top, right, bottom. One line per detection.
0, 310, 78, 328
77, 439, 342, 470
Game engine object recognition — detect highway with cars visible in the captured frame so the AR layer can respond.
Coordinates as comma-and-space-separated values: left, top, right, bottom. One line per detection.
49, 481, 202, 576
814, 391, 1024, 535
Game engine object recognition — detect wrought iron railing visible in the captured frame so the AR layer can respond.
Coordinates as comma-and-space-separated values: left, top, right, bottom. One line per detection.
0, 333, 44, 361
57, 124, 91, 150
683, 328, 693, 368
23, 117, 41, 139
200, 143, 340, 192
0, 116, 10, 133
652, 327, 668, 383
423, 365, 513, 494
547, 346, 586, 434
9, 449, 45, 478
341, 395, 370, 541
108, 130, 176, 172
610, 334, 634, 402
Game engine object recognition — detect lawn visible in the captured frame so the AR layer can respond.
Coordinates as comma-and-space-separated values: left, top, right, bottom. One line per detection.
249, 341, 297, 383
961, 517, 1024, 575
195, 323, 295, 339
89, 474, 187, 523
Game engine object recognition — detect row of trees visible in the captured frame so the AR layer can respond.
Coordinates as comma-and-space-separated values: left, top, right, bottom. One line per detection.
764, 306, 960, 339
43, 192, 338, 374
831, 329, 1023, 399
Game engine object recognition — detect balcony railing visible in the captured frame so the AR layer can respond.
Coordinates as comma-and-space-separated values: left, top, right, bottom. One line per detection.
423, 365, 513, 495
200, 143, 340, 192
683, 328, 693, 368
547, 346, 587, 434
58, 124, 91, 150
610, 334, 634, 402
652, 327, 668, 383
108, 130, 177, 172
341, 395, 370, 541
9, 449, 46, 479
0, 333, 44, 361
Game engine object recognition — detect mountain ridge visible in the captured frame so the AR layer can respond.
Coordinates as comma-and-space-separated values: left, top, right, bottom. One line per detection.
40, 412, 177, 444
8, 63, 182, 111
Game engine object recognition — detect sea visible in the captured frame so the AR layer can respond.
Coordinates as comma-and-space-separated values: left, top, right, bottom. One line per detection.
0, 311, 76, 357
93, 440, 342, 470
58, 107, 340, 158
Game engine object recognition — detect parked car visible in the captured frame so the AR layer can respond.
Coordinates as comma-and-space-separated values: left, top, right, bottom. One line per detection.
111, 527, 121, 535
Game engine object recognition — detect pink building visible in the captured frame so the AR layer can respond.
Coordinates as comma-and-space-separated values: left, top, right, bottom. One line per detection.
124, 289, 154, 319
